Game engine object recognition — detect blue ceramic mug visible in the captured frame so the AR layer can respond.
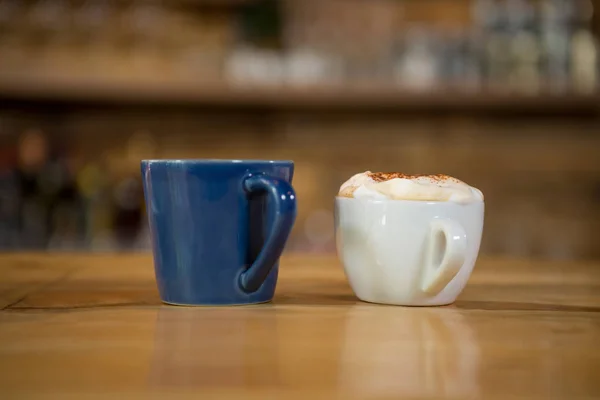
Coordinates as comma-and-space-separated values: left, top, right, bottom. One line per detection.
141, 159, 297, 306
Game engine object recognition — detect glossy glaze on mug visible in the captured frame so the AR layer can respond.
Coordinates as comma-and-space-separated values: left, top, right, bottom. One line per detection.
141, 159, 295, 306
335, 197, 484, 306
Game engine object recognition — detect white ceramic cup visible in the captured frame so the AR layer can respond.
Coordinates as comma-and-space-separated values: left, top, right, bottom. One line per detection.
335, 197, 484, 306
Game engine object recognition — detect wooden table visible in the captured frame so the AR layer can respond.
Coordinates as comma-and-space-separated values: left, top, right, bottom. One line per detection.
0, 254, 599, 399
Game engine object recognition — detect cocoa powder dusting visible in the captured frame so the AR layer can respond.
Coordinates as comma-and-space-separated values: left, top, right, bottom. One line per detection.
367, 172, 457, 183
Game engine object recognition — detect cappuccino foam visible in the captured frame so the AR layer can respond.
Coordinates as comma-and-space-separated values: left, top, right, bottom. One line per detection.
338, 172, 483, 203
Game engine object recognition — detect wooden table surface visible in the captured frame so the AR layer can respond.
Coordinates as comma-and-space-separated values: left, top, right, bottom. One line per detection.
0, 253, 599, 400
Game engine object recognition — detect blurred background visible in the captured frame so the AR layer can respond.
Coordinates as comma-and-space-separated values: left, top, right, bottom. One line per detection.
0, 0, 598, 260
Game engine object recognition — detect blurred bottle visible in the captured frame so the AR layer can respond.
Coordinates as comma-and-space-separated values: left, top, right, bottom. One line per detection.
472, 0, 504, 30
474, 0, 512, 90
570, 31, 598, 93
505, 0, 542, 94
45, 151, 85, 250
226, 0, 285, 86
12, 128, 87, 250
112, 175, 144, 250
77, 159, 111, 248
225, 45, 284, 86
569, 0, 597, 93
108, 130, 156, 250
394, 27, 440, 91
464, 31, 485, 91
439, 28, 482, 91
539, 0, 572, 93
14, 129, 52, 248
0, 146, 19, 249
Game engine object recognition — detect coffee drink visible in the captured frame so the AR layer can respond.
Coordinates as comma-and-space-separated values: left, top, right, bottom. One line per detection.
335, 172, 484, 306
339, 171, 483, 203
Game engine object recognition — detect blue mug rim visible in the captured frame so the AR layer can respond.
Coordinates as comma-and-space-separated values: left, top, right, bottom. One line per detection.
141, 159, 293, 165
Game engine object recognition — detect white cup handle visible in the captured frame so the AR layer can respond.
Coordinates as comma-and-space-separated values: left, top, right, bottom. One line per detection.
421, 219, 467, 295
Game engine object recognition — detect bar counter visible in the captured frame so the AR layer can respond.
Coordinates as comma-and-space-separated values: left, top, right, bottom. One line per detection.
1, 253, 599, 399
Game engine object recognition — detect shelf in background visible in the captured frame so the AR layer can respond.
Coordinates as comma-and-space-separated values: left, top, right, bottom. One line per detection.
112, 0, 256, 5
0, 75, 598, 115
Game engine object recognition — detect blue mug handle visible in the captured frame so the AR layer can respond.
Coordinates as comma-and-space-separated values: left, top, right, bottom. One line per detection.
239, 173, 297, 293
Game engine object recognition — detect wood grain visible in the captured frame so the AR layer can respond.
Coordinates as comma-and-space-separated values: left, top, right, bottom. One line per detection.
0, 253, 599, 399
